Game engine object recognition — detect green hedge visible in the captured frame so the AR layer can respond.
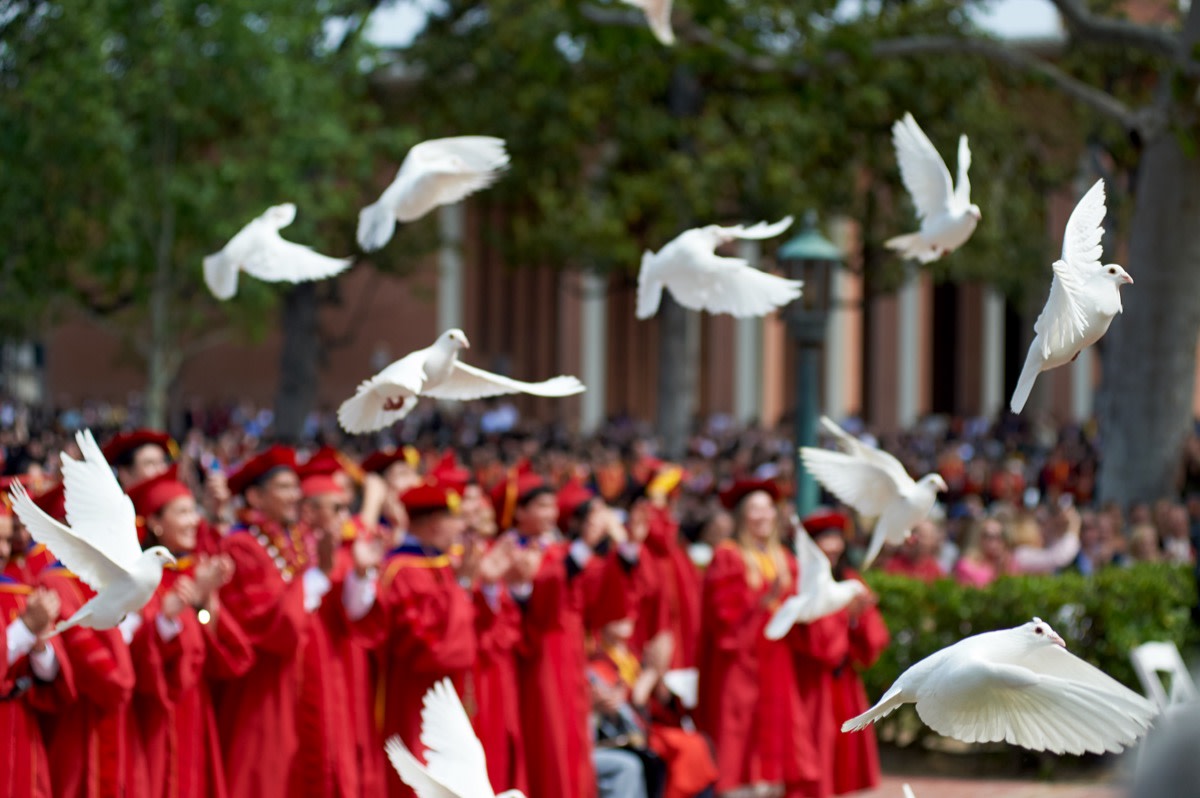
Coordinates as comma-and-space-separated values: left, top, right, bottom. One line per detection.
859, 563, 1198, 747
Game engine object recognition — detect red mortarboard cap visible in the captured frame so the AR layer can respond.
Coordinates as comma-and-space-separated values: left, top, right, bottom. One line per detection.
301, 474, 344, 499
430, 450, 472, 496
401, 481, 461, 518
489, 467, 548, 530
227, 446, 297, 496
556, 479, 595, 528
299, 446, 365, 485
718, 478, 781, 510
802, 509, 852, 538
33, 481, 67, 524
362, 446, 421, 475
102, 429, 176, 462
127, 465, 192, 519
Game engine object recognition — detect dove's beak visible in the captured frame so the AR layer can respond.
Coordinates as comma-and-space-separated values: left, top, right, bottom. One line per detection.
1049, 630, 1066, 648
165, 553, 179, 568
1123, 274, 1134, 286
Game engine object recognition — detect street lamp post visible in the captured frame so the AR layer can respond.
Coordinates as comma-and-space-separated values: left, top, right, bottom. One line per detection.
778, 214, 844, 518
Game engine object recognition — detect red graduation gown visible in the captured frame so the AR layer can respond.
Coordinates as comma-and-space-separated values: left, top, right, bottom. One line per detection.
643, 509, 701, 668
132, 564, 254, 798
471, 582, 526, 795
696, 542, 819, 795
358, 544, 477, 798
0, 575, 75, 798
38, 566, 148, 798
788, 612, 851, 798
830, 572, 889, 796
214, 518, 312, 798
3, 543, 55, 584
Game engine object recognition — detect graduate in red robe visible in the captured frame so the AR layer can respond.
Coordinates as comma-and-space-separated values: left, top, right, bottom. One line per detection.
127, 468, 254, 798
357, 481, 477, 798
2, 477, 56, 584
214, 447, 317, 798
696, 481, 820, 797
0, 513, 74, 798
102, 429, 175, 490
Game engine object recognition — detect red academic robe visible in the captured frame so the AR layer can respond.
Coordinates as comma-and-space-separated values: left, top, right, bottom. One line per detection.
38, 565, 148, 798
3, 543, 55, 584
132, 562, 254, 798
696, 542, 819, 795
214, 515, 312, 798
471, 582, 527, 795
358, 541, 477, 798
0, 575, 75, 798
788, 613, 851, 798
830, 571, 889, 796
643, 508, 701, 668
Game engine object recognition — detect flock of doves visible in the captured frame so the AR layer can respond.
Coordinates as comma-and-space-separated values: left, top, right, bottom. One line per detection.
38, 13, 1150, 792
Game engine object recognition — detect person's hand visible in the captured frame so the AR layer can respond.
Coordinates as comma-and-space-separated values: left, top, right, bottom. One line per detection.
760, 572, 786, 609
627, 501, 651, 545
351, 535, 383, 578
477, 537, 514, 585
162, 576, 199, 620
313, 526, 337, 575
643, 631, 674, 675
847, 589, 877, 619
21, 587, 60, 638
509, 544, 544, 584
203, 471, 231, 520
593, 681, 626, 715
455, 534, 485, 584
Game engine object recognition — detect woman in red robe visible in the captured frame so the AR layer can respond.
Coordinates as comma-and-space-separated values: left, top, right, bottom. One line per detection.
696, 481, 820, 798
127, 469, 254, 798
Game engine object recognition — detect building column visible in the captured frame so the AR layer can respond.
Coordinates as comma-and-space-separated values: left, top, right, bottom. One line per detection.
897, 266, 921, 430
823, 256, 847, 420
981, 285, 1005, 419
436, 203, 464, 332
579, 270, 608, 435
1072, 345, 1094, 422
734, 240, 763, 425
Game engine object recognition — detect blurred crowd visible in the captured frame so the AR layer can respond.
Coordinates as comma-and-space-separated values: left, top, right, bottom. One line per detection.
1, 395, 1198, 798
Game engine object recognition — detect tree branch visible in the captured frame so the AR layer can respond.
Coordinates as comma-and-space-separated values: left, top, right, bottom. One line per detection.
1047, 0, 1181, 59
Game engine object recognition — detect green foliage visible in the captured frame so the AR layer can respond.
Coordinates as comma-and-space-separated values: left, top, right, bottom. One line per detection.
859, 564, 1197, 746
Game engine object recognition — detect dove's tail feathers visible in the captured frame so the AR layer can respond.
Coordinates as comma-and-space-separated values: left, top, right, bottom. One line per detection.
1010, 344, 1044, 414
860, 528, 887, 572
202, 252, 239, 301
337, 386, 417, 435
636, 252, 664, 320
357, 201, 398, 253
842, 683, 908, 732
764, 598, 801, 641
520, 375, 586, 397
46, 608, 92, 639
884, 233, 942, 264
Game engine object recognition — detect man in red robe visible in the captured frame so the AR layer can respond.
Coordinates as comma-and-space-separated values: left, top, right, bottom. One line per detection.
1, 477, 55, 584
357, 481, 477, 798
101, 429, 175, 490
214, 446, 321, 798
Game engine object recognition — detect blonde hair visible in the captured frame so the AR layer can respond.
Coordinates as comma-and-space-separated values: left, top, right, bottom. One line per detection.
732, 493, 792, 592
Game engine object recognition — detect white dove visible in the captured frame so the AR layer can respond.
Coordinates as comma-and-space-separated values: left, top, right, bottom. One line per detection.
885, 112, 981, 263
619, 0, 674, 45
8, 430, 176, 637
636, 216, 802, 319
1010, 178, 1133, 413
338, 328, 585, 434
764, 523, 867, 640
843, 617, 1159, 755
800, 416, 946, 570
357, 136, 510, 252
203, 203, 353, 300
902, 786, 916, 798
385, 678, 526, 798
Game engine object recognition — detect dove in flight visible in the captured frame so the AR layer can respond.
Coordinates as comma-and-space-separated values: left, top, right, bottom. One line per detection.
885, 112, 981, 263
800, 416, 946, 570
385, 678, 526, 798
843, 617, 1159, 755
8, 430, 176, 637
661, 668, 699, 710
764, 522, 867, 640
358, 136, 510, 252
637, 216, 802, 319
203, 203, 353, 300
1010, 178, 1133, 413
338, 328, 585, 434
619, 0, 674, 45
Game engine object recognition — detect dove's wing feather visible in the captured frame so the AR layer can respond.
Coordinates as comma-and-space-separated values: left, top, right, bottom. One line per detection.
241, 235, 353, 284
63, 430, 141, 570
1061, 179, 1106, 268
795, 528, 833, 596
893, 113, 953, 222
385, 137, 510, 222
953, 135, 972, 208
819, 416, 912, 490
384, 736, 460, 798
1014, 642, 1159, 716
8, 482, 129, 593
202, 252, 240, 300
423, 362, 584, 401
717, 216, 794, 241
764, 597, 805, 641
800, 447, 908, 517
667, 255, 803, 318
419, 679, 496, 798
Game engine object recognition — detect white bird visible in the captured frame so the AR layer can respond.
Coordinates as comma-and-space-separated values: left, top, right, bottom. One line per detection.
338, 329, 585, 434
764, 523, 867, 640
1010, 178, 1133, 413
202, 203, 354, 300
886, 112, 981, 263
800, 416, 946, 570
8, 430, 176, 637
662, 668, 699, 710
619, 0, 674, 45
385, 678, 526, 798
358, 137, 510, 252
902, 786, 916, 798
636, 216, 802, 319
842, 617, 1159, 756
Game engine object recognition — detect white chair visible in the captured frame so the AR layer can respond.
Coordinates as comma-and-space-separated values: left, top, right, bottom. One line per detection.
1130, 641, 1198, 710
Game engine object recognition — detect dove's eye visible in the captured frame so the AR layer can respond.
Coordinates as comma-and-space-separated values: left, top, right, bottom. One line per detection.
1108, 268, 1117, 274
1035, 627, 1044, 635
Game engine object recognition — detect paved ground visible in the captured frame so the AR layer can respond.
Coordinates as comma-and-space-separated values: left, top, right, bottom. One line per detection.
851, 774, 1124, 797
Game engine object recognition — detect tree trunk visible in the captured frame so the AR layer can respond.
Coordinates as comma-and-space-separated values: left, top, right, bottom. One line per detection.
1096, 133, 1200, 506
274, 283, 320, 444
656, 294, 700, 459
